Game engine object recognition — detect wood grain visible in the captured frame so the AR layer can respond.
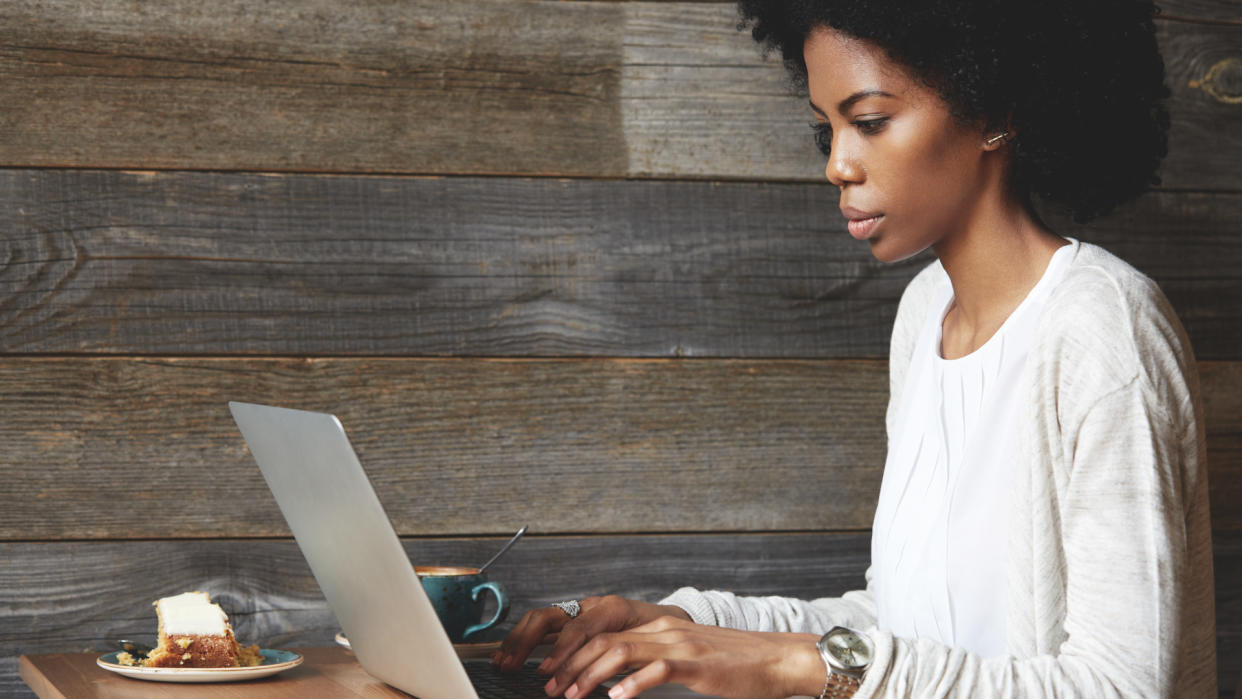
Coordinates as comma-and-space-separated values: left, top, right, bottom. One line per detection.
0, 356, 1239, 540
0, 168, 927, 358
1201, 362, 1242, 538
1, 170, 1240, 359
14, 657, 63, 699
1214, 528, 1242, 699
1160, 20, 1242, 190
619, 2, 821, 181
1158, 1, 1242, 23
0, 1, 1236, 186
0, 357, 890, 539
0, 0, 627, 176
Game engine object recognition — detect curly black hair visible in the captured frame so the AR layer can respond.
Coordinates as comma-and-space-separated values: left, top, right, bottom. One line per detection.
737, 0, 1171, 223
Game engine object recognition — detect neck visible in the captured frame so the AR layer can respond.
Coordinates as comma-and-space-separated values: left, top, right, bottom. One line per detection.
933, 192, 1065, 332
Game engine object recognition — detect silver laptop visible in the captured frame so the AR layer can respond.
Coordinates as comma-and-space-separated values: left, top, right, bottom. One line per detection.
230, 401, 712, 699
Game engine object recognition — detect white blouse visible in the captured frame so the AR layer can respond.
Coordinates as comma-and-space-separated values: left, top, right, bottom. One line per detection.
870, 240, 1075, 658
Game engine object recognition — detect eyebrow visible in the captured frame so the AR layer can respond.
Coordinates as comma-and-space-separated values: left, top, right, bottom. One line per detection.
809, 89, 896, 116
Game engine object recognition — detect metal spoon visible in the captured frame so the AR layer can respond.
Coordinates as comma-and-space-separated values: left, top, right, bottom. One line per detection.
478, 525, 527, 574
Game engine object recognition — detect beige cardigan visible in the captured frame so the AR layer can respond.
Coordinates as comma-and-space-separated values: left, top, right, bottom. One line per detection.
663, 241, 1217, 697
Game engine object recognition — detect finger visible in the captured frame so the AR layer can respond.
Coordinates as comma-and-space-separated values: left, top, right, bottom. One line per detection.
551, 622, 688, 689
548, 634, 640, 699
605, 659, 683, 699
496, 608, 566, 670
509, 609, 568, 669
537, 598, 623, 676
494, 610, 536, 664
537, 616, 597, 675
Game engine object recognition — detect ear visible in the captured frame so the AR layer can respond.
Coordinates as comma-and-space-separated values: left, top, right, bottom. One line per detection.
982, 115, 1017, 151
983, 131, 1013, 150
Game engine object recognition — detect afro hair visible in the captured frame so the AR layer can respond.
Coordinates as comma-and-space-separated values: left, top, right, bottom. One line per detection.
737, 0, 1171, 223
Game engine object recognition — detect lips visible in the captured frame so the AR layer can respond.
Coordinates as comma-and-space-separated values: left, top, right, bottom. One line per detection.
841, 206, 884, 240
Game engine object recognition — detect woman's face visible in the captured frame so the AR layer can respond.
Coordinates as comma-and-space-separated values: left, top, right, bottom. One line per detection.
803, 26, 998, 263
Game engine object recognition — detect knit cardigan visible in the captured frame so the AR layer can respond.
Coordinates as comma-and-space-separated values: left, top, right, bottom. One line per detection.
662, 241, 1217, 698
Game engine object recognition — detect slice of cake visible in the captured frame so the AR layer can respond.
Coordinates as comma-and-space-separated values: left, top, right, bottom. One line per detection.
143, 591, 261, 668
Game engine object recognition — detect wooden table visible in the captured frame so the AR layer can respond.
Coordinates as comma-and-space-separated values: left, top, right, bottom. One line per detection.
19, 646, 414, 698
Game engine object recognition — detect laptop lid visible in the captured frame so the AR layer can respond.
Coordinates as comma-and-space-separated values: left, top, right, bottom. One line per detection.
229, 401, 478, 698
231, 401, 719, 699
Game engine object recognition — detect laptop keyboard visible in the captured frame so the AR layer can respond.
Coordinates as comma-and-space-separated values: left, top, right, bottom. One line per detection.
466, 661, 612, 699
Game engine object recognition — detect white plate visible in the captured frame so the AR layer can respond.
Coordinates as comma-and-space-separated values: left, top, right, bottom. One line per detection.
96, 649, 302, 683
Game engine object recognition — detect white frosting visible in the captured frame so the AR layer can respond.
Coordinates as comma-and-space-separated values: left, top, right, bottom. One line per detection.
156, 591, 229, 636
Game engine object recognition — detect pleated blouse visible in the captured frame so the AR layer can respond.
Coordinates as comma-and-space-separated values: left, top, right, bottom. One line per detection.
870, 240, 1075, 658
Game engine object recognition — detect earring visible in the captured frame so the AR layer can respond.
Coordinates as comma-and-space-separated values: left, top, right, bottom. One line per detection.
985, 131, 1011, 147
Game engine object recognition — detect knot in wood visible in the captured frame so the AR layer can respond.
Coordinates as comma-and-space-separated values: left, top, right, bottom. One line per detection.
1189, 58, 1242, 105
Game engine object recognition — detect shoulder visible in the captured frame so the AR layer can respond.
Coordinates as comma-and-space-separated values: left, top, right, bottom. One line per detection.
1040, 241, 1190, 367
1050, 241, 1165, 312
1033, 241, 1198, 424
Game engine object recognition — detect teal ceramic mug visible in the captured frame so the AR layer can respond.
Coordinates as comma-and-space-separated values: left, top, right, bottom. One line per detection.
415, 565, 509, 643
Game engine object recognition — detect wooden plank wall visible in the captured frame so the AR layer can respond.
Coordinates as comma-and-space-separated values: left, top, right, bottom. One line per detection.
0, 1, 1238, 696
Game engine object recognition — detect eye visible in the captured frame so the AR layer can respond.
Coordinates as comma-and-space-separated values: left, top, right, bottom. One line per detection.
810, 122, 832, 156
854, 117, 889, 135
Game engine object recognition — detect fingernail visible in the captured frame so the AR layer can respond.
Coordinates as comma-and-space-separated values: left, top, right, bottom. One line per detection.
565, 684, 580, 699
545, 678, 559, 695
609, 686, 625, 699
537, 658, 550, 673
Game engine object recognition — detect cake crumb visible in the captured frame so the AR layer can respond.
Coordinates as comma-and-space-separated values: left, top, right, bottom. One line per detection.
238, 644, 263, 667
116, 652, 136, 666
176, 638, 193, 649
181, 652, 192, 661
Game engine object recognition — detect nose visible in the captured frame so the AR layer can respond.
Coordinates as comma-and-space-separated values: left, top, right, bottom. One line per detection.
825, 141, 864, 188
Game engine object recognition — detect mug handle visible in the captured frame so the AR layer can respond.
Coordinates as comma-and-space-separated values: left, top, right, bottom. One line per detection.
464, 582, 509, 640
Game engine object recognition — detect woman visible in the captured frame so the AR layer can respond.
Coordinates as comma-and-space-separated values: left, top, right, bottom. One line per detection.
494, 1, 1217, 696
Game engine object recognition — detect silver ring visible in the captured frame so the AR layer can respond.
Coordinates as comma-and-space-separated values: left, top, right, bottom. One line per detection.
552, 600, 581, 619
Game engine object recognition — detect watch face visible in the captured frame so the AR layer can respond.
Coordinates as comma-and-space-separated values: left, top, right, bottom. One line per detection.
824, 628, 873, 670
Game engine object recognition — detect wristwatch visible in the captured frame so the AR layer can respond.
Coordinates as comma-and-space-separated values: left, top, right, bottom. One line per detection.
815, 626, 874, 699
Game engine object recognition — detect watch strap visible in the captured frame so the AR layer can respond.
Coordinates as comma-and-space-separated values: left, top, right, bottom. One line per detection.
817, 669, 862, 699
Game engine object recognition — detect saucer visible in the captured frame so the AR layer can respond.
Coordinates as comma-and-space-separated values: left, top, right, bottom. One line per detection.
96, 649, 302, 683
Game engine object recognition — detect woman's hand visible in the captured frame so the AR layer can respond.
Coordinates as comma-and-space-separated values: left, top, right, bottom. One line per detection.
493, 595, 692, 673
543, 616, 825, 699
